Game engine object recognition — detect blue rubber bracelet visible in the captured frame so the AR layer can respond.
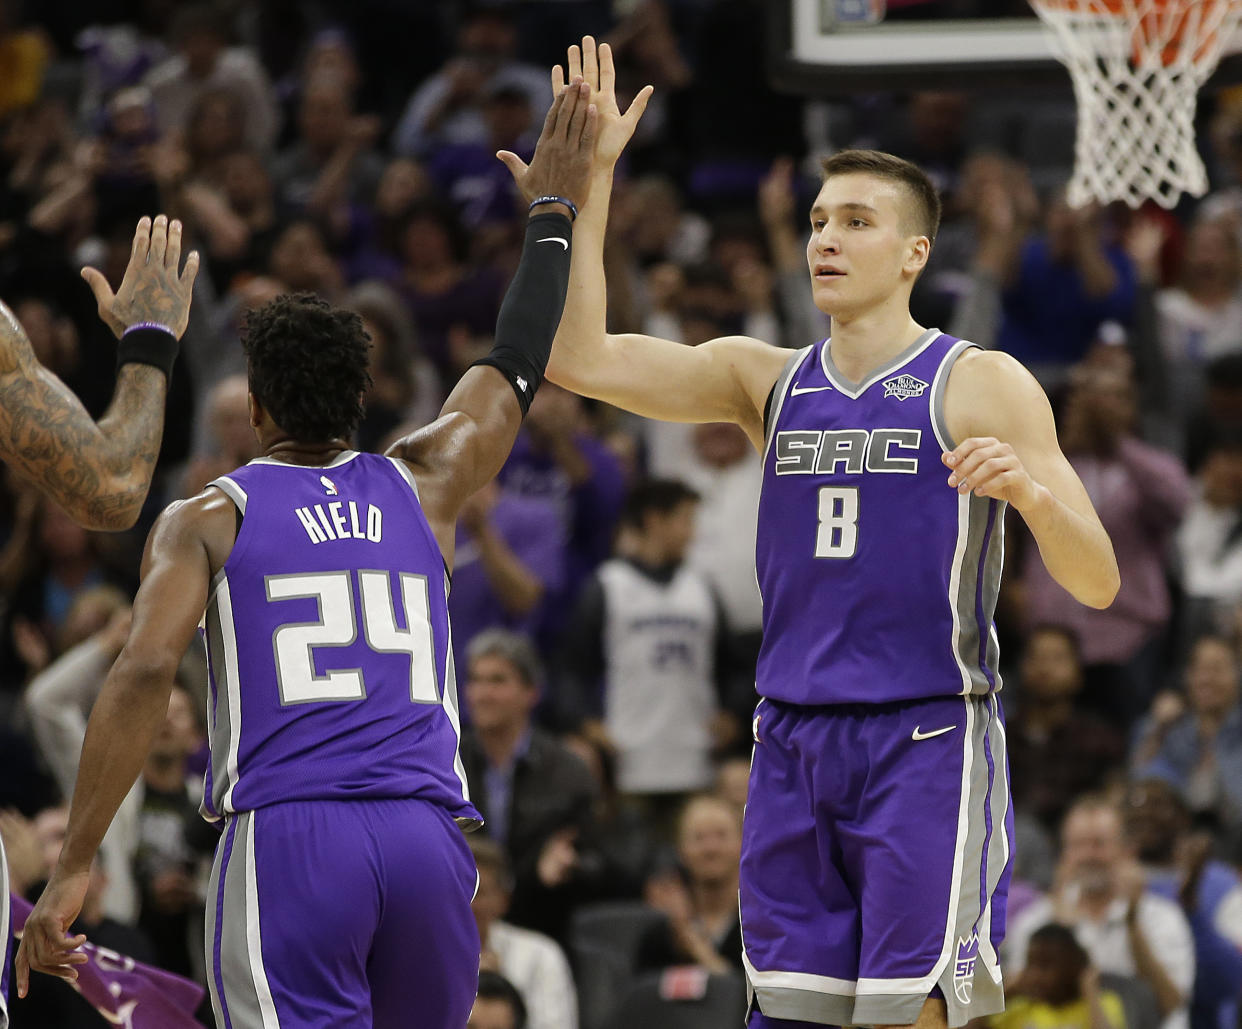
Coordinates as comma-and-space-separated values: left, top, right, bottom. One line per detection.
528, 195, 578, 221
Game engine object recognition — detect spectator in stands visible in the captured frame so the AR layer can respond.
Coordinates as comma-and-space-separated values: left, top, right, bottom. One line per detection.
1020, 361, 1191, 724
997, 192, 1138, 381
499, 383, 626, 637
396, 199, 505, 382
182, 373, 260, 497
265, 216, 344, 298
637, 793, 743, 974
1005, 796, 1195, 1029
1174, 436, 1242, 646
1155, 217, 1242, 431
25, 596, 213, 967
270, 69, 384, 235
562, 479, 732, 828
2, 808, 156, 1029
1007, 624, 1126, 835
449, 479, 565, 679
428, 80, 536, 230
143, 3, 277, 155
1124, 778, 1242, 1029
471, 835, 579, 1029
392, 6, 550, 159
459, 629, 602, 943
1131, 635, 1242, 839
470, 971, 529, 1029
347, 279, 443, 445
991, 923, 1128, 1029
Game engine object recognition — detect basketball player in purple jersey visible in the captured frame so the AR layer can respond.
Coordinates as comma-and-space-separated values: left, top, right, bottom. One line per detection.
16, 82, 598, 1028
533, 38, 1120, 1029
0, 213, 198, 1029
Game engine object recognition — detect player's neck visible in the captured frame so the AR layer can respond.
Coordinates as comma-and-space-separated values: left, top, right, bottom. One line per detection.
827, 304, 925, 385
259, 437, 353, 466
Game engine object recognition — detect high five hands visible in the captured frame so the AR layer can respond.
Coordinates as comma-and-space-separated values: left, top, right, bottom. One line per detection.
497, 36, 653, 205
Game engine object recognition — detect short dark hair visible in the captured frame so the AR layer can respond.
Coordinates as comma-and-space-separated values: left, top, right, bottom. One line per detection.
475, 971, 527, 1029
820, 149, 942, 242
242, 293, 372, 443
1027, 923, 1088, 968
621, 479, 700, 529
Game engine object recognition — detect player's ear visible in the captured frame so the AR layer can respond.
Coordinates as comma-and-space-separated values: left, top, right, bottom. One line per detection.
906, 234, 931, 275
248, 392, 263, 430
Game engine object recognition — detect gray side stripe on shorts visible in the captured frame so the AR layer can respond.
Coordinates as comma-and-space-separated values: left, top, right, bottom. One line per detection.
980, 694, 1012, 972
938, 697, 1006, 1028
213, 812, 281, 1028
751, 985, 856, 1026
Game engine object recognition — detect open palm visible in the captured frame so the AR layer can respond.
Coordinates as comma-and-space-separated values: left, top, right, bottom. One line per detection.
554, 36, 652, 166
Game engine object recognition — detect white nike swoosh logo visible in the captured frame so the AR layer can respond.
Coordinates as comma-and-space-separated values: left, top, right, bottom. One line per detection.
790, 383, 833, 396
912, 724, 957, 741
536, 237, 569, 250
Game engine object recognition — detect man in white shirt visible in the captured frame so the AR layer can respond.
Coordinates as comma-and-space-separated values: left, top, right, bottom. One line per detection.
1004, 796, 1195, 1029
471, 836, 578, 1029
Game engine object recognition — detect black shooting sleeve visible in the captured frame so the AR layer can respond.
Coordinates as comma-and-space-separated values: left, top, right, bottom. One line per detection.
472, 211, 573, 416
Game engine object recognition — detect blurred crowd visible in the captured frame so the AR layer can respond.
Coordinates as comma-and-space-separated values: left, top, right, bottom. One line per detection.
2, 1, 1242, 1027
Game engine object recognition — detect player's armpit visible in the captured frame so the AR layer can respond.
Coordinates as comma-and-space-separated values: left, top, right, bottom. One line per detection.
550, 331, 786, 449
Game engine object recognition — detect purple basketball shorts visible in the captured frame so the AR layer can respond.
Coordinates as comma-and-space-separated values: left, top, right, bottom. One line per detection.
741, 693, 1012, 1028
205, 797, 479, 1029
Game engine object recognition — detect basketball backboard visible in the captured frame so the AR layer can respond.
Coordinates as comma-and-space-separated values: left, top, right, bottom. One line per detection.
768, 0, 1242, 93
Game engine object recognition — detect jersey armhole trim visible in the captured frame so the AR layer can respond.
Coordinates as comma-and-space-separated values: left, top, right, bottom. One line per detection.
761, 344, 815, 464
386, 456, 451, 584
931, 339, 980, 453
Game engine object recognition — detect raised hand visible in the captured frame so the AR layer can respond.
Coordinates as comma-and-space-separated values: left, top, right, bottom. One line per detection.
81, 214, 200, 340
497, 78, 597, 213
555, 36, 652, 167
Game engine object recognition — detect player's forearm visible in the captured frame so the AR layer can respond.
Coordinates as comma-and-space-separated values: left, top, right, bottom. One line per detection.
0, 304, 167, 529
57, 656, 175, 876
547, 167, 612, 392
1019, 485, 1120, 608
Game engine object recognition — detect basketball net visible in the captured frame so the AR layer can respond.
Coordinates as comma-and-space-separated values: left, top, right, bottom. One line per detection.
1028, 0, 1242, 208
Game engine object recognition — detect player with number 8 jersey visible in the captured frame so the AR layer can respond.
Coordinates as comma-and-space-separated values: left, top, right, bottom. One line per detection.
758, 329, 999, 707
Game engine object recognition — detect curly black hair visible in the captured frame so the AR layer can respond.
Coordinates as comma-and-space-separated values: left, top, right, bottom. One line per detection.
242, 293, 373, 443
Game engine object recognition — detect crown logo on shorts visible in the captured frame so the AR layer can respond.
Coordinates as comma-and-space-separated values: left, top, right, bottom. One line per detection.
953, 932, 980, 1005
881, 374, 928, 400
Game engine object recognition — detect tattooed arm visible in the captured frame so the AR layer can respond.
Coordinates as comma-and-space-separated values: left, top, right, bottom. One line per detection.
0, 215, 199, 531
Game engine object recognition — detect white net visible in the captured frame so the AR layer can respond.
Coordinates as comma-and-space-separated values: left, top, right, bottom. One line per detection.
1029, 0, 1242, 208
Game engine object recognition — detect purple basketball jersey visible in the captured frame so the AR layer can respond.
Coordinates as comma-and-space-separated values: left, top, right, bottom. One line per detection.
757, 330, 1004, 706
200, 451, 480, 827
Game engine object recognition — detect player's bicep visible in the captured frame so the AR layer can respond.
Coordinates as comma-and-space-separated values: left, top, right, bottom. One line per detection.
953, 352, 1100, 525
552, 331, 781, 436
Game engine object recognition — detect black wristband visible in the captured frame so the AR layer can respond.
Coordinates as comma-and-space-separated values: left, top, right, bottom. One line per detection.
471, 211, 573, 416
116, 326, 179, 380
